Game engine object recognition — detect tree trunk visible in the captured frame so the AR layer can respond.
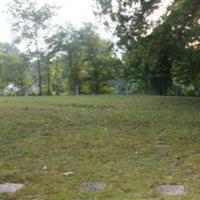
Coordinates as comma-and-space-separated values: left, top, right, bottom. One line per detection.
37, 57, 42, 96
47, 61, 51, 96
34, 25, 42, 96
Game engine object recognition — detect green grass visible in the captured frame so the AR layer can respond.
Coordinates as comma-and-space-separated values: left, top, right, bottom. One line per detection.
0, 95, 200, 200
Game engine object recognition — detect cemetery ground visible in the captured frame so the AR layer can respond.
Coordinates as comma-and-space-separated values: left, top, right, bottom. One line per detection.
0, 95, 199, 200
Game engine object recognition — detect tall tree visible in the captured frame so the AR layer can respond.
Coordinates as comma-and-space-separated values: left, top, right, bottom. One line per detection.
96, 0, 200, 95
47, 25, 85, 94
7, 0, 57, 95
79, 23, 121, 94
147, 0, 200, 94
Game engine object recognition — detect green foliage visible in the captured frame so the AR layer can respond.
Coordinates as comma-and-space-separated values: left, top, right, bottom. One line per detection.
79, 24, 122, 94
2, 0, 199, 96
96, 0, 161, 47
96, 0, 200, 95
50, 58, 65, 95
172, 48, 200, 95
0, 42, 31, 95
147, 0, 200, 94
7, 0, 57, 95
46, 23, 122, 94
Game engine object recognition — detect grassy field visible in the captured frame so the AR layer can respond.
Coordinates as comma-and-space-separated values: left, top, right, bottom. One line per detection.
0, 95, 200, 200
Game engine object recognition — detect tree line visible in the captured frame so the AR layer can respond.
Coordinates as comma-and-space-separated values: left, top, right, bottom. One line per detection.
0, 24, 122, 95
0, 0, 122, 95
0, 0, 199, 96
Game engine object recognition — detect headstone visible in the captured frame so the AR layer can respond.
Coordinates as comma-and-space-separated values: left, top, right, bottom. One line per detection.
0, 183, 24, 193
157, 184, 185, 196
80, 181, 107, 192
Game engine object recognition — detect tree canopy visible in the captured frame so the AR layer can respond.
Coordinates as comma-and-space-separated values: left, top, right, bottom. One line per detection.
0, 0, 199, 96
7, 0, 57, 95
96, 0, 200, 95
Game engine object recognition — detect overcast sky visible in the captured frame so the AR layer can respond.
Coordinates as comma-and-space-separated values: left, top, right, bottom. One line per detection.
0, 0, 173, 43
0, 0, 103, 43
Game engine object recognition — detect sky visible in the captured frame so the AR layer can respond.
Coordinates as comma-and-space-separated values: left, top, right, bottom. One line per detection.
0, 0, 173, 44
0, 0, 107, 43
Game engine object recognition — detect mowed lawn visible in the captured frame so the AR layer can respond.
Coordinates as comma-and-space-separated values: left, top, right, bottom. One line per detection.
0, 95, 200, 200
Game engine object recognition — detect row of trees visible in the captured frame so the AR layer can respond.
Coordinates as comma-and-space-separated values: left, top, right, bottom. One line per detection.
0, 0, 122, 95
0, 0, 199, 96
0, 24, 122, 95
46, 24, 123, 95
